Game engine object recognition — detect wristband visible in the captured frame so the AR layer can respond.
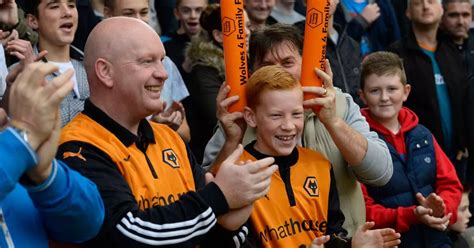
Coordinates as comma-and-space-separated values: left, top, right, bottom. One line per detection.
10, 121, 29, 144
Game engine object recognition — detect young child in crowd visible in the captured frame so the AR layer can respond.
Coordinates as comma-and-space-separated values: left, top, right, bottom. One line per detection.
235, 65, 400, 247
358, 51, 463, 247
448, 185, 474, 247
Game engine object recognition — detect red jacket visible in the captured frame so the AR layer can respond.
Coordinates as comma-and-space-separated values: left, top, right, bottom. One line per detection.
360, 107, 462, 232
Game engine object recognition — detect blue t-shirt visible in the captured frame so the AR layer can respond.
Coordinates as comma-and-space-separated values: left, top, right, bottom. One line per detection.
421, 48, 454, 156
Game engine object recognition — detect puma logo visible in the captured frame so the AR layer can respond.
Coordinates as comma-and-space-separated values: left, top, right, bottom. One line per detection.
63, 147, 86, 161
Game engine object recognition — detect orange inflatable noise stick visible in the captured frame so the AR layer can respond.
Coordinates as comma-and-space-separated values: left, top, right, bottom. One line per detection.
300, 0, 331, 112
221, 0, 248, 113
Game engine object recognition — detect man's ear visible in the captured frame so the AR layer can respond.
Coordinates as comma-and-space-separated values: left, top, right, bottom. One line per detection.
243, 106, 257, 128
26, 14, 39, 30
358, 89, 368, 106
95, 58, 114, 88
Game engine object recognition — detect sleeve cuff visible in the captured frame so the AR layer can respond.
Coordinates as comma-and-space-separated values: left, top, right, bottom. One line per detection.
4, 127, 38, 164
27, 160, 69, 206
397, 206, 419, 232
198, 182, 229, 216
1, 128, 38, 182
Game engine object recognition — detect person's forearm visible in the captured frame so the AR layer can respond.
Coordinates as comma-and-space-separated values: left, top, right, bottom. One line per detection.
217, 204, 253, 231
362, 185, 418, 233
324, 117, 368, 165
0, 128, 38, 200
27, 160, 105, 243
337, 94, 392, 186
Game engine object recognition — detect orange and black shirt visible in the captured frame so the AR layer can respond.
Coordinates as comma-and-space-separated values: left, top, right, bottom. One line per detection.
57, 100, 246, 248
242, 142, 350, 248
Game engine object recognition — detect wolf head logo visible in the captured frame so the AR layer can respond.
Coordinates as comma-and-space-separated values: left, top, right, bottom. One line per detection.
304, 176, 319, 197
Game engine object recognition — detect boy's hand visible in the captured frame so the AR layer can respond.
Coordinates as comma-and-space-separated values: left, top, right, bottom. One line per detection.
302, 59, 338, 126
414, 205, 451, 231
216, 83, 246, 144
352, 222, 401, 248
416, 192, 446, 217
151, 101, 185, 131
6, 39, 48, 65
5, 39, 48, 86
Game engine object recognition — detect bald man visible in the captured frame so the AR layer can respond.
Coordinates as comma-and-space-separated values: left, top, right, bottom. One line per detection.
104, 0, 192, 142
56, 17, 277, 247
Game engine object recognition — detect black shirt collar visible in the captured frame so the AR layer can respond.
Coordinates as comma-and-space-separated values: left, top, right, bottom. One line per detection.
244, 140, 299, 168
82, 99, 156, 147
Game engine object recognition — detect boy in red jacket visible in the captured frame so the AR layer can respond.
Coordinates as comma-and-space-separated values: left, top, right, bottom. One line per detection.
358, 51, 463, 247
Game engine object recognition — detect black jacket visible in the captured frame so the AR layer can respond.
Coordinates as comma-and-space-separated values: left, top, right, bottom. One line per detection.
186, 36, 225, 162
465, 74, 474, 186
294, 23, 363, 105
388, 28, 468, 153
327, 24, 363, 106
334, 0, 400, 53
164, 32, 191, 81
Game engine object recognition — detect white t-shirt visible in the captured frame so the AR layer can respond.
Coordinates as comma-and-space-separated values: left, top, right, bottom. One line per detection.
0, 45, 8, 99
161, 56, 190, 108
270, 5, 306, 25
330, 28, 340, 45
49, 61, 80, 98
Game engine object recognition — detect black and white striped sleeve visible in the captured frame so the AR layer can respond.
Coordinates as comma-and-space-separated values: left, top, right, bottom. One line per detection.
58, 141, 231, 247
200, 221, 249, 248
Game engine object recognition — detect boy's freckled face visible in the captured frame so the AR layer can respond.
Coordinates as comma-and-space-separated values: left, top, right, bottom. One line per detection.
361, 73, 410, 125
250, 88, 304, 156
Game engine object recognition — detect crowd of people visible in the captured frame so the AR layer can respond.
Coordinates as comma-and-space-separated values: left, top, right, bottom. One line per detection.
0, 0, 473, 247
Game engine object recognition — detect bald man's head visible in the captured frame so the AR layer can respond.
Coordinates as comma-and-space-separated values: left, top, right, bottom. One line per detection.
83, 16, 168, 123
84, 17, 161, 84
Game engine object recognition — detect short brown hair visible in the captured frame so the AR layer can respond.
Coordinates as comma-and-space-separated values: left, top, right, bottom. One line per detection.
360, 51, 407, 90
463, 184, 472, 193
23, 0, 41, 17
442, 0, 470, 7
249, 24, 303, 70
246, 65, 300, 109
176, 0, 208, 8
104, 0, 115, 10
200, 3, 221, 34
